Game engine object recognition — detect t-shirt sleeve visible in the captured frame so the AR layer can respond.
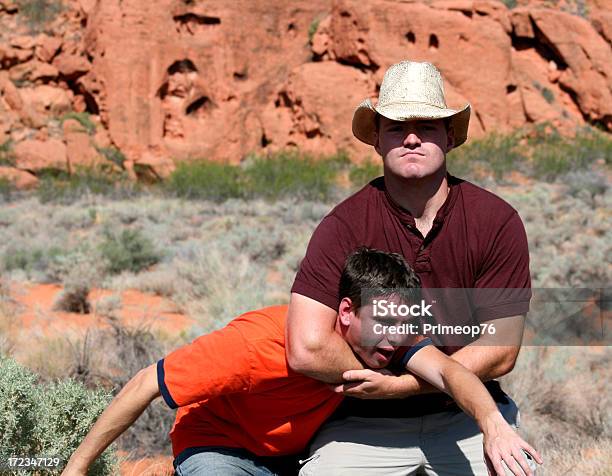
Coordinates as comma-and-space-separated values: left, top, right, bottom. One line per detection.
472, 211, 532, 322
157, 323, 251, 408
291, 214, 356, 311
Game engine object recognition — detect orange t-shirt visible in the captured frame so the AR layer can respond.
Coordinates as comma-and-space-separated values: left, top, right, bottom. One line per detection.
157, 305, 343, 457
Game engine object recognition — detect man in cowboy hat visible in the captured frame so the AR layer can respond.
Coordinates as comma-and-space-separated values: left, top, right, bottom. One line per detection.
287, 61, 536, 475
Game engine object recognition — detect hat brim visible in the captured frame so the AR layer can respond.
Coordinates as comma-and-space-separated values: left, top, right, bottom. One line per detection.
352, 98, 471, 148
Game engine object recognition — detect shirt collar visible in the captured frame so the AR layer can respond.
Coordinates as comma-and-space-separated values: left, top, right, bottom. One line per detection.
381, 172, 460, 226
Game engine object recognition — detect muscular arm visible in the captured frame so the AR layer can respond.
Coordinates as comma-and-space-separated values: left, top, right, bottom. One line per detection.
286, 293, 364, 383
62, 364, 160, 475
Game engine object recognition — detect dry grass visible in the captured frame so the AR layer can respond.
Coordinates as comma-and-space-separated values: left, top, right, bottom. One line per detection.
1, 170, 609, 467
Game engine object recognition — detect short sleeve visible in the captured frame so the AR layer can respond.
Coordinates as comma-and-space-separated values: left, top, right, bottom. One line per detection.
473, 212, 532, 322
291, 214, 357, 311
157, 323, 251, 408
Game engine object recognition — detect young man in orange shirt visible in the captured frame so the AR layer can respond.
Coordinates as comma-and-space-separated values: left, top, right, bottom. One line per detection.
62, 248, 540, 476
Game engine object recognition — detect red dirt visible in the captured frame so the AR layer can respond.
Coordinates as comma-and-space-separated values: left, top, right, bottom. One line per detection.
8, 282, 193, 336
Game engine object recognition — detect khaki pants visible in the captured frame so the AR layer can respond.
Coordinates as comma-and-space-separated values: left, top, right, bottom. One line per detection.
299, 399, 536, 476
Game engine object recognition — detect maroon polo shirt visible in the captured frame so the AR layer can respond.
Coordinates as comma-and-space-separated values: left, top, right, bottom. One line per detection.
291, 173, 531, 417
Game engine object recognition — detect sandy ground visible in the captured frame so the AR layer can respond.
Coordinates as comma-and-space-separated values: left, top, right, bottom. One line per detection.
5, 281, 192, 475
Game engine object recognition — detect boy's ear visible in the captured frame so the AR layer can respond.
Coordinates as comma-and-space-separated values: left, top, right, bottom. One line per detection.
338, 297, 355, 326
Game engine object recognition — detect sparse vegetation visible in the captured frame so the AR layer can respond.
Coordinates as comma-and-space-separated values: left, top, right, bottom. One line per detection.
165, 160, 242, 201
0, 140, 15, 166
17, 0, 63, 32
0, 177, 14, 202
0, 355, 118, 475
349, 158, 383, 187
242, 150, 348, 201
60, 112, 97, 135
1, 131, 609, 469
308, 17, 321, 43
97, 146, 127, 169
448, 124, 611, 182
166, 150, 348, 202
36, 167, 138, 204
100, 228, 161, 275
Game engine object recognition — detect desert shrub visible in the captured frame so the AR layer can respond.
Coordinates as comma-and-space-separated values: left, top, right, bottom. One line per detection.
0, 177, 14, 202
36, 168, 137, 204
100, 228, 161, 275
308, 17, 321, 42
447, 132, 525, 181
242, 150, 346, 201
17, 0, 63, 31
60, 112, 96, 135
165, 161, 242, 201
501, 347, 611, 475
1, 245, 65, 278
68, 320, 175, 457
167, 151, 346, 202
349, 158, 383, 188
97, 146, 127, 169
530, 126, 611, 180
0, 139, 15, 166
562, 169, 608, 201
0, 355, 117, 475
53, 283, 91, 313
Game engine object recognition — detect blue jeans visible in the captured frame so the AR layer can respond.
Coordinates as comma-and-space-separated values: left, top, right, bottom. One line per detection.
174, 447, 300, 476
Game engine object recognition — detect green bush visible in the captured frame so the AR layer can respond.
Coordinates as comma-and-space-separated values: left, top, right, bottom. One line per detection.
100, 228, 161, 275
60, 112, 96, 135
17, 0, 63, 32
2, 246, 65, 277
349, 158, 383, 188
0, 355, 117, 475
97, 146, 127, 169
308, 17, 321, 43
530, 126, 611, 181
36, 168, 137, 204
0, 140, 15, 166
242, 150, 345, 201
167, 151, 347, 202
165, 161, 242, 201
0, 177, 14, 202
447, 132, 525, 181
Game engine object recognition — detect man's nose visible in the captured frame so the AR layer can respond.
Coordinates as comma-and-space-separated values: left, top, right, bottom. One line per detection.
403, 129, 421, 146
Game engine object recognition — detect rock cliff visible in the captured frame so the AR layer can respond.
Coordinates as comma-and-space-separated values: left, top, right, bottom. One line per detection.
0, 0, 610, 184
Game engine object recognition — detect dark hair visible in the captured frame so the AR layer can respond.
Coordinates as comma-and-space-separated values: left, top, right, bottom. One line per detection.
338, 247, 421, 311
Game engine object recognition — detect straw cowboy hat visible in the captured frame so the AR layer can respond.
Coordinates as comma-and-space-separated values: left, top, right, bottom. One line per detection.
352, 61, 471, 148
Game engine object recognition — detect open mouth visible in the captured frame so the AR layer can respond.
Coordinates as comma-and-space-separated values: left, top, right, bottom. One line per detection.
375, 348, 395, 362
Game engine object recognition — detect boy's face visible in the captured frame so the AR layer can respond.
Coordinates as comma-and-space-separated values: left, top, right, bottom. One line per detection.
338, 297, 406, 369
374, 116, 454, 180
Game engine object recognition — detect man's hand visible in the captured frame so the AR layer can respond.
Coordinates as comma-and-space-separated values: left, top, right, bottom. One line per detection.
482, 412, 543, 476
329, 369, 410, 399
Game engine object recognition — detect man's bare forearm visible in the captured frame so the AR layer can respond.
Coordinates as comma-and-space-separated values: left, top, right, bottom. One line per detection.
62, 365, 160, 475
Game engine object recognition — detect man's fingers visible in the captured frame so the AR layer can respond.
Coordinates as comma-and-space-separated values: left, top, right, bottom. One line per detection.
521, 441, 543, 465
342, 369, 373, 381
502, 451, 525, 476
512, 448, 533, 476
329, 381, 367, 394
492, 454, 505, 476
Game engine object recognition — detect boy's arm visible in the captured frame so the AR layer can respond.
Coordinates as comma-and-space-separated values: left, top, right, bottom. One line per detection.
62, 364, 160, 476
406, 345, 543, 476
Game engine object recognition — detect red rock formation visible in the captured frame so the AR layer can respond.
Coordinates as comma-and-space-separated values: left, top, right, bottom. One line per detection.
0, 0, 610, 180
